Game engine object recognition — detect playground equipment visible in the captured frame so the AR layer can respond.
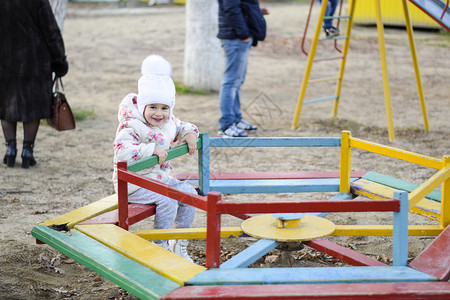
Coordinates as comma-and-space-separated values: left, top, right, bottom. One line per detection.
353, 0, 450, 30
292, 0, 450, 141
32, 132, 450, 299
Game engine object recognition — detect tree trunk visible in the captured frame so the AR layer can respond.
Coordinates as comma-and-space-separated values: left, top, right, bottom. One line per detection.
184, 0, 223, 92
49, 0, 68, 33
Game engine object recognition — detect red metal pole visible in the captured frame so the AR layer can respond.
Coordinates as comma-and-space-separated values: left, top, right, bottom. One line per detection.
117, 161, 129, 231
206, 191, 222, 268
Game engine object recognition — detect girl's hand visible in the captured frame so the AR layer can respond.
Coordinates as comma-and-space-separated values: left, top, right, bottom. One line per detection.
181, 133, 197, 155
153, 147, 168, 164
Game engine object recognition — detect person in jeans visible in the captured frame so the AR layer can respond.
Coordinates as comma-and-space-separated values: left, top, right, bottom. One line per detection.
217, 0, 269, 138
318, 0, 340, 37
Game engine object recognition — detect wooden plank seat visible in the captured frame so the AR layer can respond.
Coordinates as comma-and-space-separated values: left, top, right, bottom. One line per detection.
79, 203, 156, 226
39, 194, 119, 229
31, 225, 181, 299
363, 171, 441, 202
163, 282, 450, 299
350, 172, 442, 220
75, 224, 206, 286
410, 225, 450, 281
187, 266, 436, 286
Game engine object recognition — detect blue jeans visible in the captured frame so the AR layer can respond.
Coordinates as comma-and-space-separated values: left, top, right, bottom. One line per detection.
219, 38, 252, 131
318, 0, 339, 29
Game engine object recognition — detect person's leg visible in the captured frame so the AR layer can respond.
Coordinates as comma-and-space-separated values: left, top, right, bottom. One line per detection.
168, 179, 197, 229
1, 120, 17, 167
23, 120, 39, 142
21, 120, 39, 168
318, 0, 333, 29
328, 0, 339, 24
128, 187, 178, 231
1, 120, 17, 140
219, 39, 252, 131
233, 41, 251, 123
167, 178, 197, 262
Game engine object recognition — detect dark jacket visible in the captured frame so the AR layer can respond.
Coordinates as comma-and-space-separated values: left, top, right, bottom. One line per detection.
217, 0, 266, 46
0, 0, 68, 122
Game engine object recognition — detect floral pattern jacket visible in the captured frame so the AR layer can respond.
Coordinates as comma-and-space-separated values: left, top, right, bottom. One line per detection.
112, 93, 199, 194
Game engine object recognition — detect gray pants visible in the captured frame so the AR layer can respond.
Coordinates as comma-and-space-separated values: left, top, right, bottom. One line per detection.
128, 177, 196, 230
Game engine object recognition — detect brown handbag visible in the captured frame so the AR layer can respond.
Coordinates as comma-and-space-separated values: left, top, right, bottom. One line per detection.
47, 78, 76, 131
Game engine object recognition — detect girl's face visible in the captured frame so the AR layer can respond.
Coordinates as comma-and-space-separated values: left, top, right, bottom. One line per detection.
144, 103, 170, 127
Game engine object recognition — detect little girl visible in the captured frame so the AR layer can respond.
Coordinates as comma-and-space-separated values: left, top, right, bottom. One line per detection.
112, 55, 199, 262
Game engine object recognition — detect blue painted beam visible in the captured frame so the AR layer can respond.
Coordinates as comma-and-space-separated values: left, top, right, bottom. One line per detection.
188, 266, 437, 286
189, 178, 359, 194
220, 239, 281, 269
393, 191, 409, 266
209, 137, 341, 148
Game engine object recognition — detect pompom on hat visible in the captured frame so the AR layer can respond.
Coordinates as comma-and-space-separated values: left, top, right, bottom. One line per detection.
137, 55, 176, 117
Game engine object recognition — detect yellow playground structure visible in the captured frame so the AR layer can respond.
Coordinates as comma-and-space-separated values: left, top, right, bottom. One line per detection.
292, 0, 450, 141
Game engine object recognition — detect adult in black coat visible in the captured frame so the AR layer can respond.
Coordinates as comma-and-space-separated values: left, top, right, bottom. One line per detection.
0, 0, 69, 168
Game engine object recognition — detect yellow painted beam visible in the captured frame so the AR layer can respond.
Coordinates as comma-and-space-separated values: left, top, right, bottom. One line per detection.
332, 225, 443, 236
41, 194, 118, 229
401, 0, 429, 131
350, 138, 442, 169
441, 156, 450, 227
332, 0, 356, 117
374, 0, 395, 142
76, 224, 205, 286
291, 0, 328, 128
134, 227, 243, 240
340, 131, 351, 193
409, 166, 450, 208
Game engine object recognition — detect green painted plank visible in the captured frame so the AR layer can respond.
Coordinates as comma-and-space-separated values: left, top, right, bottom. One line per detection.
187, 266, 436, 286
363, 171, 441, 202
31, 225, 180, 299
128, 139, 202, 172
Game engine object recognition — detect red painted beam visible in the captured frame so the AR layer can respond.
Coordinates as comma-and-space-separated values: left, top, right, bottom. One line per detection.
117, 168, 208, 211
163, 282, 450, 299
78, 204, 156, 226
217, 199, 400, 215
206, 192, 222, 269
410, 225, 450, 281
173, 171, 368, 181
304, 238, 387, 266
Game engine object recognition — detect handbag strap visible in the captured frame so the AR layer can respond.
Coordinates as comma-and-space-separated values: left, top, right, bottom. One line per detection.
53, 77, 64, 93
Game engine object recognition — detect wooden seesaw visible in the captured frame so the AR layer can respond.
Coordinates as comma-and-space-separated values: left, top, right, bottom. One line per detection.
32, 131, 450, 299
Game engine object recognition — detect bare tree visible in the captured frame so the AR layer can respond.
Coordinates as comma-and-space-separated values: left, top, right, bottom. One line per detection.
184, 0, 223, 92
49, 0, 68, 33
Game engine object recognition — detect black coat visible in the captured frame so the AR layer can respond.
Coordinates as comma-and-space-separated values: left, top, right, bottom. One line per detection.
0, 0, 68, 122
217, 0, 266, 46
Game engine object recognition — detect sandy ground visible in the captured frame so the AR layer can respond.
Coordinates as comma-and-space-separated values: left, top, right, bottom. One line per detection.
0, 1, 449, 299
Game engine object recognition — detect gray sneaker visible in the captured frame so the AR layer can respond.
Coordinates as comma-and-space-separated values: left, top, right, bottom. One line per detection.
236, 119, 258, 133
218, 124, 248, 138
170, 239, 193, 262
155, 241, 171, 251
324, 26, 340, 37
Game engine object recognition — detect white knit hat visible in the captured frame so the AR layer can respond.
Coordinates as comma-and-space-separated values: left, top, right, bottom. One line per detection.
137, 55, 176, 117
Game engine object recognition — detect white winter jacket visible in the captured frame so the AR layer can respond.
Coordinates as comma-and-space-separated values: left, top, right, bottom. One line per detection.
112, 93, 199, 194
